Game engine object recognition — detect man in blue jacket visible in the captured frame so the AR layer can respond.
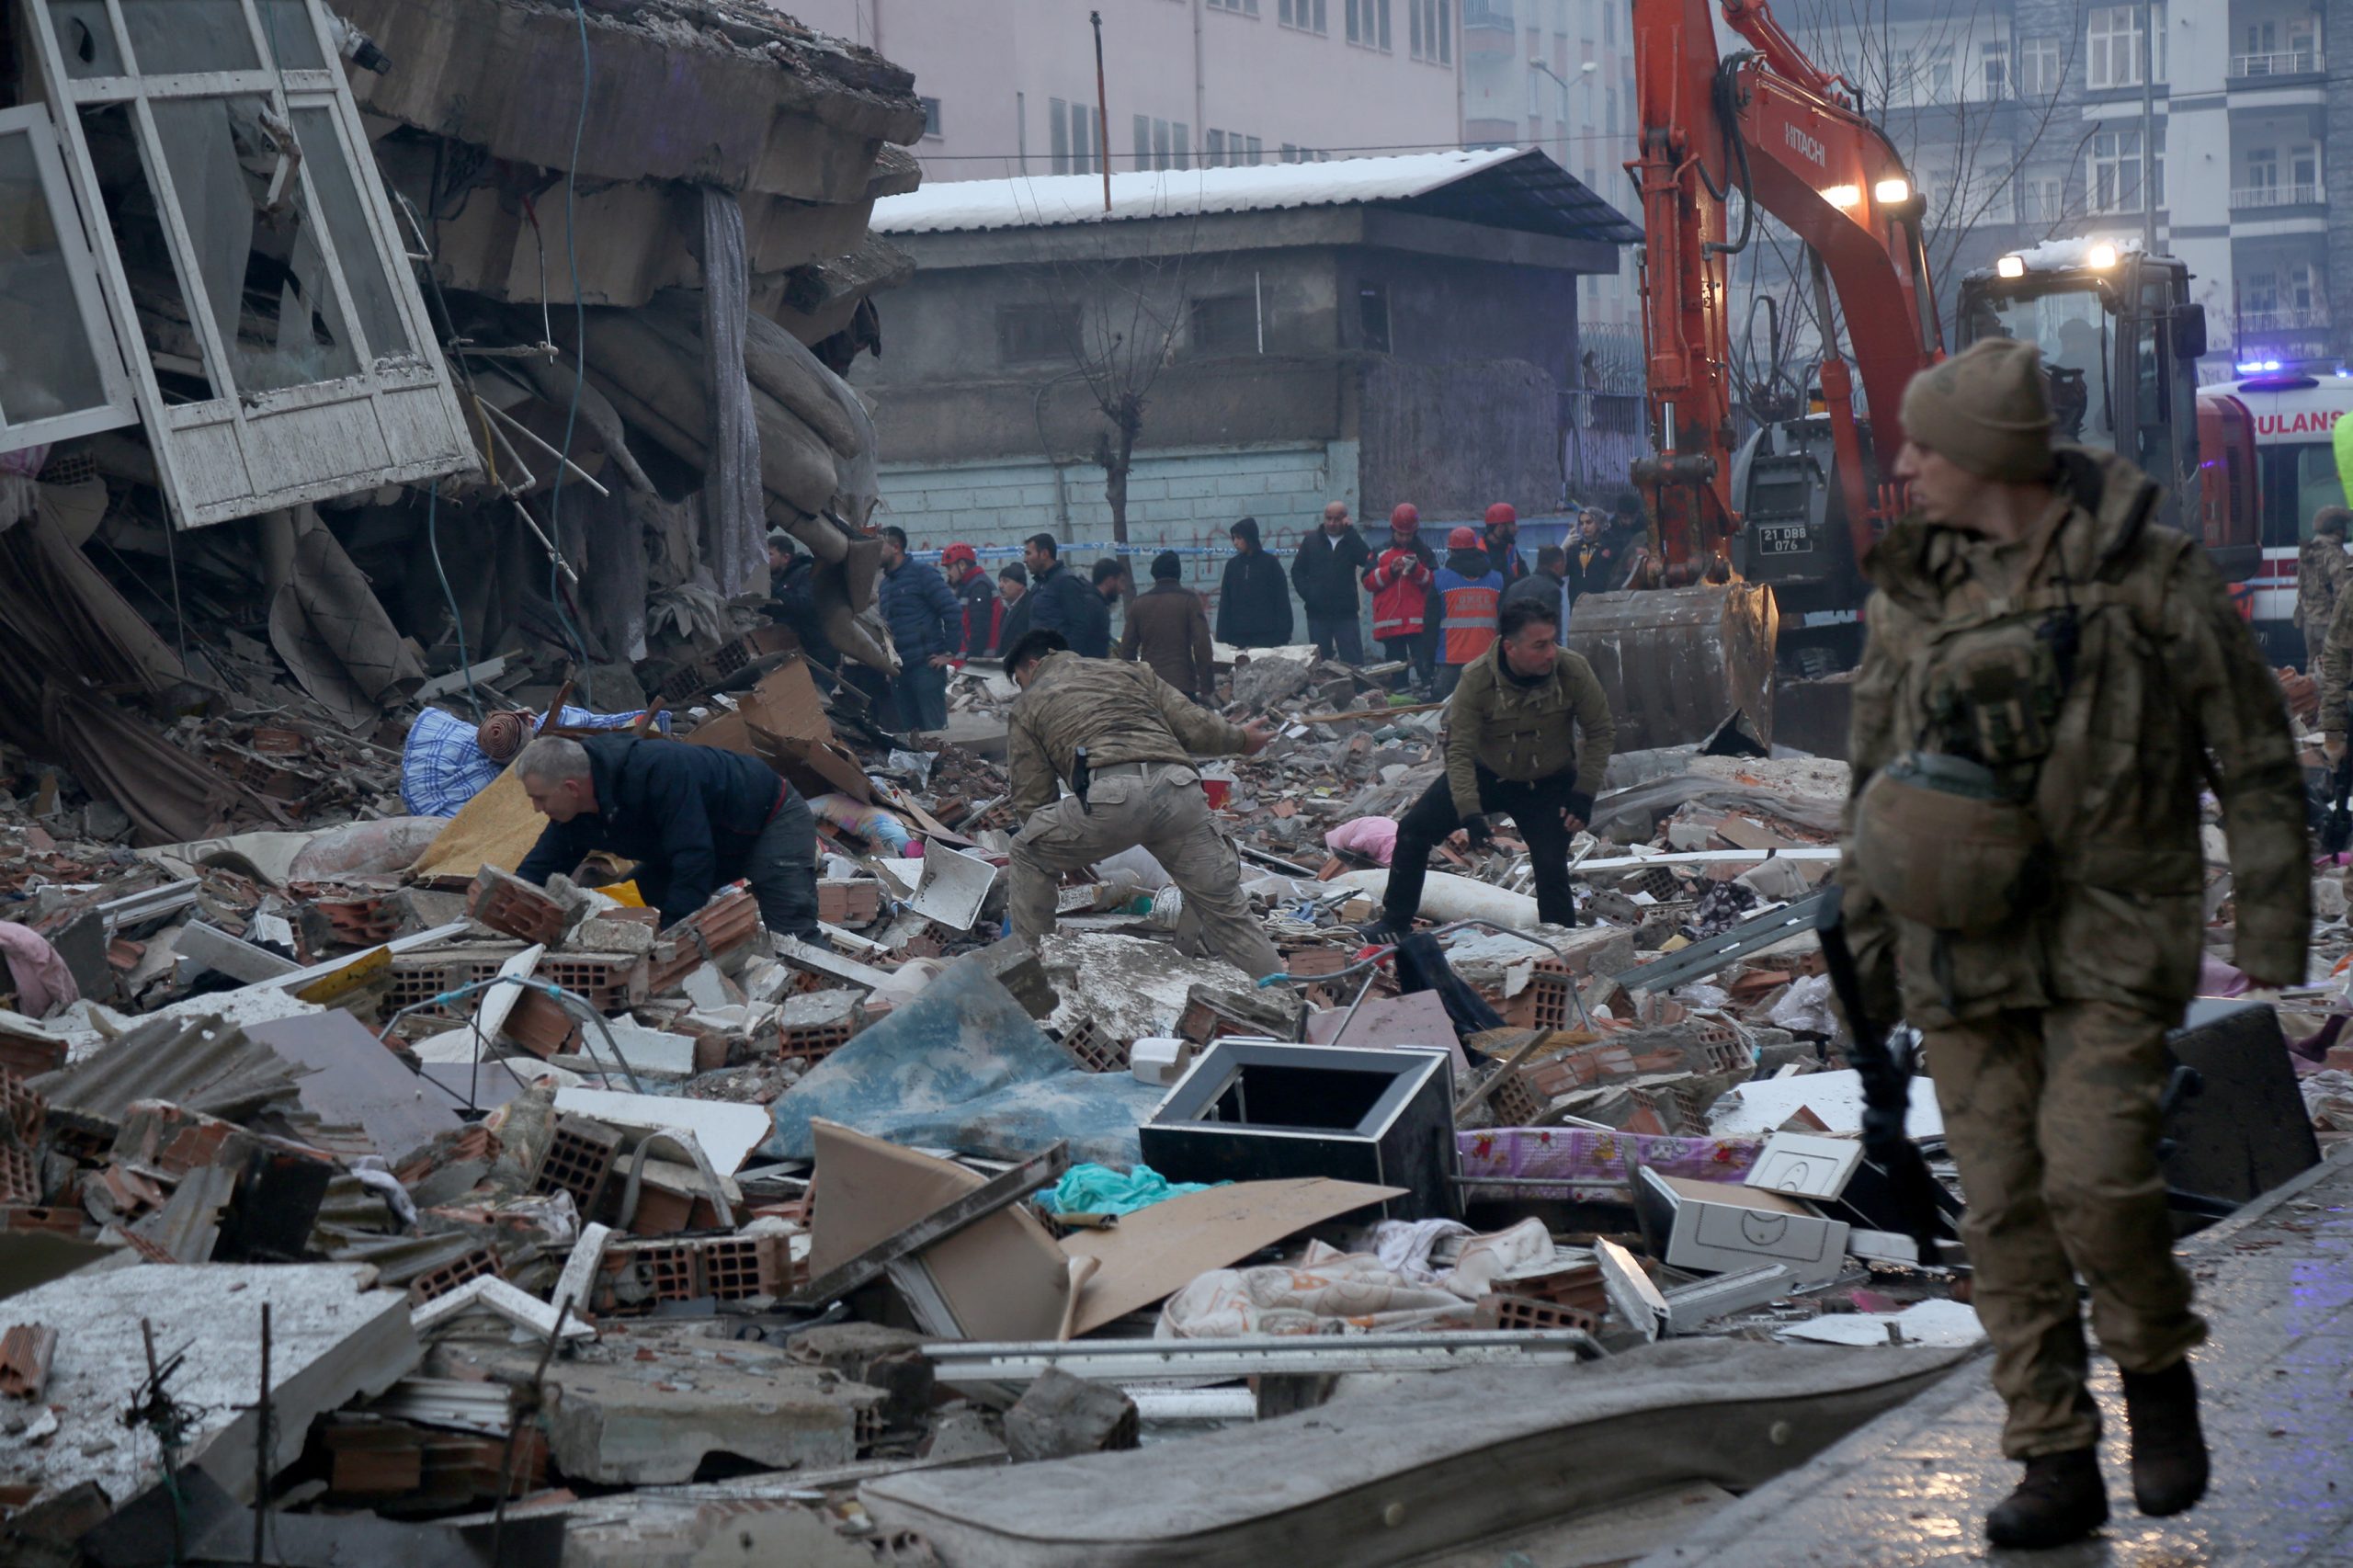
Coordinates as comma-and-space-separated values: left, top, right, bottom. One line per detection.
514, 733, 818, 937
878, 527, 961, 732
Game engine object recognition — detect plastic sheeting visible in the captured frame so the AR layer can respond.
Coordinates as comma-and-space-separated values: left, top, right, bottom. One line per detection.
764, 960, 1160, 1166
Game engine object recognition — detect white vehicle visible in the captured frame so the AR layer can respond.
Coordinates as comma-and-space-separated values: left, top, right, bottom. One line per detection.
2200, 368, 2353, 642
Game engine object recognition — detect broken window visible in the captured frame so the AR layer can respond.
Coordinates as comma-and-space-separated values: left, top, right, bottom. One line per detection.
27, 0, 472, 525
0, 104, 138, 455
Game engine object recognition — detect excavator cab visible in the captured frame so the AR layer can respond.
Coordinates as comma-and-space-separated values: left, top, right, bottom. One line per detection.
1954, 243, 2256, 578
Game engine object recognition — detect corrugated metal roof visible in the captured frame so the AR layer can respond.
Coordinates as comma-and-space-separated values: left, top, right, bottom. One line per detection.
871, 148, 1643, 244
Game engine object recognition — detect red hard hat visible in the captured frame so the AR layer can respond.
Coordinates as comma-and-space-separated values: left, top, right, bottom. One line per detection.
1483, 502, 1517, 527
940, 542, 978, 567
1390, 504, 1419, 531
1447, 525, 1480, 549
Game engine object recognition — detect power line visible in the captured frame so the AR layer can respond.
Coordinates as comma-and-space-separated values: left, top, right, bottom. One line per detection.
911, 132, 1638, 163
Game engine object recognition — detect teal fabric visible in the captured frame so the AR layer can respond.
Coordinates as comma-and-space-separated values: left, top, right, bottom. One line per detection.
1038, 1162, 1224, 1217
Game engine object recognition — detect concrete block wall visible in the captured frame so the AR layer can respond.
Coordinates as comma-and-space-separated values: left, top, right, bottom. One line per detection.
874, 440, 1370, 644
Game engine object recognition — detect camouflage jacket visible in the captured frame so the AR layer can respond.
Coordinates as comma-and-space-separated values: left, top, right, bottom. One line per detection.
2298, 535, 2350, 631
1443, 642, 1616, 820
1006, 652, 1249, 814
2320, 575, 2353, 736
1843, 445, 2309, 1028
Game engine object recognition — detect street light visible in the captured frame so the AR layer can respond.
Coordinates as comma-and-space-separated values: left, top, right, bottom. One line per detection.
1528, 58, 1600, 165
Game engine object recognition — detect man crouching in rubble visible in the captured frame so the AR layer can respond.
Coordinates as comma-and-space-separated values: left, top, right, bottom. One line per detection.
1364, 597, 1614, 939
513, 734, 821, 941
1002, 629, 1285, 979
1840, 338, 2309, 1551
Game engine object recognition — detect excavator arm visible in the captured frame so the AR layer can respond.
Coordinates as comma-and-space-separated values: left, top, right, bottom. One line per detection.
1631, 0, 1943, 581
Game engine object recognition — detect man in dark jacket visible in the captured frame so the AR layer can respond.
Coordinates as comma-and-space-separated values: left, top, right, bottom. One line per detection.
1502, 545, 1572, 644
1217, 517, 1292, 648
764, 534, 838, 688
1290, 501, 1372, 664
1120, 550, 1216, 699
514, 733, 818, 937
1024, 534, 1108, 656
942, 542, 1000, 657
878, 527, 960, 731
995, 562, 1033, 654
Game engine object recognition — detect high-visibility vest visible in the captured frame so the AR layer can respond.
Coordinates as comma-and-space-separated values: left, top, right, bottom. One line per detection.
1436, 571, 1501, 665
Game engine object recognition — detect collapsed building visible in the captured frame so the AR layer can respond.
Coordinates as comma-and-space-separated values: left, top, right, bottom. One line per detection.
1, 0, 917, 849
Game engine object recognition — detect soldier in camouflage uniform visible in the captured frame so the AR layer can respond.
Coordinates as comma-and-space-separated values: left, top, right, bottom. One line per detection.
1002, 629, 1284, 980
2298, 506, 2351, 665
1841, 339, 2310, 1551
2314, 540, 2353, 765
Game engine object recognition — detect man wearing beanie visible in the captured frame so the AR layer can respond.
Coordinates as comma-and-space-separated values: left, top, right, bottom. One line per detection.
1119, 549, 1216, 700
1837, 337, 2308, 1550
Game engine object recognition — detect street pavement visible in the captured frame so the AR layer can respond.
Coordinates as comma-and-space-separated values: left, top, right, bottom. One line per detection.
1641, 1143, 2353, 1566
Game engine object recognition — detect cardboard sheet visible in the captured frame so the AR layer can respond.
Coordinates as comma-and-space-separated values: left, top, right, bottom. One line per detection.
688, 656, 871, 803
809, 1119, 1072, 1343
1059, 1176, 1404, 1336
411, 766, 548, 881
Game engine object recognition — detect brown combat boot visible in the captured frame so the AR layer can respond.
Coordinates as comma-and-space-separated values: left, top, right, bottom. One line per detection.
2121, 1359, 2210, 1517
1985, 1449, 2109, 1550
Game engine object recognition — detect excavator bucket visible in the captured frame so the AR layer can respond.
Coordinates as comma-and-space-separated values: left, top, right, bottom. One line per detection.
1565, 584, 1778, 755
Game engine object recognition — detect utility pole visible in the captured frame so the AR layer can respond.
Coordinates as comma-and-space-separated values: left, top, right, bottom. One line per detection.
1092, 10, 1111, 213
2138, 0, 2156, 255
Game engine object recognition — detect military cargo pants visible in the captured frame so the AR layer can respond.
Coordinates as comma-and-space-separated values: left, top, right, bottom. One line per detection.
1009, 762, 1284, 980
1928, 999, 2205, 1459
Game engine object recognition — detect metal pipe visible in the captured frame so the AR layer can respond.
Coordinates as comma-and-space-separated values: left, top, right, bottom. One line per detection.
1092, 10, 1111, 211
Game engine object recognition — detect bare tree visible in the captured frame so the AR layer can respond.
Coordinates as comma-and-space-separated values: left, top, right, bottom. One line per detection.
1018, 206, 1215, 561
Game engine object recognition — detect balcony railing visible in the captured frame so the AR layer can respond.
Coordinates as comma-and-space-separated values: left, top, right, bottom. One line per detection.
2232, 182, 2324, 209
2237, 304, 2331, 333
2230, 48, 2325, 77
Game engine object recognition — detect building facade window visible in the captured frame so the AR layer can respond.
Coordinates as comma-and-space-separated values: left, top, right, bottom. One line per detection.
2018, 173, 2065, 223
919, 96, 941, 137
1052, 99, 1103, 175
997, 304, 1077, 365
2017, 36, 2062, 97
1359, 283, 1392, 351
1923, 43, 1955, 102
2088, 124, 2164, 211
1190, 295, 1258, 355
1410, 0, 1451, 62
1347, 0, 1392, 50
1208, 0, 1259, 13
1979, 40, 2009, 98
1279, 0, 1327, 31
2087, 5, 2165, 89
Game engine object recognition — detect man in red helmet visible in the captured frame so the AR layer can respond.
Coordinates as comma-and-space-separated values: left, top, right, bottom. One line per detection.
1363, 503, 1437, 693
1483, 502, 1528, 584
940, 542, 1001, 657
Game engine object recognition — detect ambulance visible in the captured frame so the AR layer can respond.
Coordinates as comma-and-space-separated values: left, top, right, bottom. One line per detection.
2200, 366, 2353, 653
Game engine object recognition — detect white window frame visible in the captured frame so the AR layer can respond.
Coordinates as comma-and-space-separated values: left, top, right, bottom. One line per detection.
2017, 36, 2062, 98
0, 102, 141, 455
1279, 0, 1327, 33
1978, 40, 2010, 99
2088, 4, 2165, 89
27, 0, 472, 528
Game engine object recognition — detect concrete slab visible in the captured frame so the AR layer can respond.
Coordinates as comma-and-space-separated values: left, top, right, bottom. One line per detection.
0, 1263, 417, 1510
527, 1326, 885, 1484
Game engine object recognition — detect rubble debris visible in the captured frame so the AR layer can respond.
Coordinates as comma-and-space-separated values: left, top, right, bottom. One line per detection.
1004, 1369, 1140, 1462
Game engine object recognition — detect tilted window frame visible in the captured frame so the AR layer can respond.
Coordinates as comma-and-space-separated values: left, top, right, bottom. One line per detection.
26, 0, 474, 527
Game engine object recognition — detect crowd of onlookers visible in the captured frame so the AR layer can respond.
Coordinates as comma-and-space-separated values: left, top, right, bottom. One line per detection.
761, 491, 1655, 728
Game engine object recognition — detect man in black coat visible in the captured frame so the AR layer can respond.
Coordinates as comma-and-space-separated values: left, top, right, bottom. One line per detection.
1289, 501, 1372, 663
514, 733, 818, 937
1216, 517, 1293, 648
1023, 533, 1109, 656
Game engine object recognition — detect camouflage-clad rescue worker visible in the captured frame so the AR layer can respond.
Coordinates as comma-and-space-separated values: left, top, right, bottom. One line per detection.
1002, 629, 1284, 979
2313, 539, 2353, 763
1842, 338, 2309, 1551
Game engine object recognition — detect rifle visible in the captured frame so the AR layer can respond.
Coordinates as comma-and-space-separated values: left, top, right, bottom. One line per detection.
2323, 723, 2353, 855
1811, 892, 1949, 1267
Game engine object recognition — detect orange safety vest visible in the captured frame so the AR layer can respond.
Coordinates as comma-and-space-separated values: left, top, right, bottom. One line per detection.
1437, 576, 1500, 665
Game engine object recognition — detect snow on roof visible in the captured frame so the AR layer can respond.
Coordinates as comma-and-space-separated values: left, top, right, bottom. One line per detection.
870, 147, 1642, 243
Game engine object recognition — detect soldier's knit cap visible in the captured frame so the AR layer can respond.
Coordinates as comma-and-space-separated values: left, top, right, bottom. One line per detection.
1899, 337, 2054, 483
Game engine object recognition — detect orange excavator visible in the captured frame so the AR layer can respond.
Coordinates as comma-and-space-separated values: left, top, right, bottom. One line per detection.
1576, 0, 2256, 753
